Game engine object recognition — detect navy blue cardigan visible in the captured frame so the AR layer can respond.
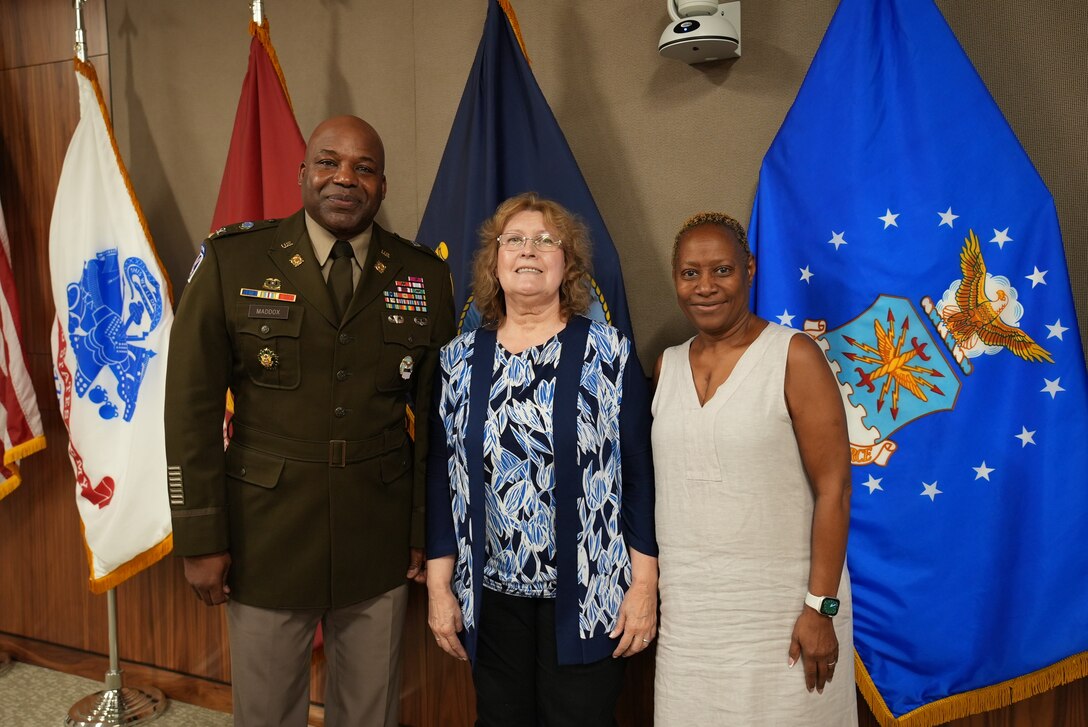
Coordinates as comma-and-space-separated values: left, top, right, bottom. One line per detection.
426, 316, 657, 665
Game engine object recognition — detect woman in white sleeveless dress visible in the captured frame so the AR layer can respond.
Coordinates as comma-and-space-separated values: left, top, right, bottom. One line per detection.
651, 213, 857, 726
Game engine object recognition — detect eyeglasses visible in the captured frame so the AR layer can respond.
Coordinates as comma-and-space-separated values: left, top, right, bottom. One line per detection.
496, 233, 563, 251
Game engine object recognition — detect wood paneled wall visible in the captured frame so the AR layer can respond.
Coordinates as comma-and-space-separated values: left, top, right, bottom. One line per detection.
0, 1, 1085, 725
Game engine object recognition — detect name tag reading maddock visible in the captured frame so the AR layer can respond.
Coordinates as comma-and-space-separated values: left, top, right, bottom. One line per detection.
240, 287, 297, 302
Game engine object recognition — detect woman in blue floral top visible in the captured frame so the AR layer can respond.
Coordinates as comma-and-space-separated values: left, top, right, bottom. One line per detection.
426, 193, 658, 726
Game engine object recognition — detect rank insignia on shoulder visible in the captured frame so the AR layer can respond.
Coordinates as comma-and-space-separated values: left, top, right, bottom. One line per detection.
263, 277, 282, 291
374, 260, 386, 274
258, 347, 279, 370
240, 288, 297, 302
289, 254, 304, 267
399, 355, 414, 380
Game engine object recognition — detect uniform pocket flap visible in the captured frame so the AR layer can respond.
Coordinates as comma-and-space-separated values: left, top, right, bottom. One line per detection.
225, 444, 285, 489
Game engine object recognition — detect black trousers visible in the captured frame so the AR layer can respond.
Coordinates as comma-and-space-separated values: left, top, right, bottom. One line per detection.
473, 588, 626, 727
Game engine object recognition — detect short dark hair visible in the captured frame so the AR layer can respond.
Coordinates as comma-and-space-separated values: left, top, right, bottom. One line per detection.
672, 212, 751, 269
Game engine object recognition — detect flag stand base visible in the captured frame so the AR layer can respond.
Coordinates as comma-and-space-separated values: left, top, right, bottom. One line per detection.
64, 682, 166, 726
65, 589, 168, 726
0, 651, 12, 677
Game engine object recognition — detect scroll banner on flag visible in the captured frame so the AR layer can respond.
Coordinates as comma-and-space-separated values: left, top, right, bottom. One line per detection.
749, 0, 1088, 724
49, 59, 174, 592
416, 0, 633, 338
0, 197, 46, 500
210, 18, 305, 233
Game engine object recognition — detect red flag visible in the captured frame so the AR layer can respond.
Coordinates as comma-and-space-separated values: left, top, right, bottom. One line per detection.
0, 198, 46, 500
210, 19, 305, 231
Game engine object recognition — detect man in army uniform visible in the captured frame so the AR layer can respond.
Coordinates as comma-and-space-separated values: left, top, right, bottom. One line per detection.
165, 115, 455, 727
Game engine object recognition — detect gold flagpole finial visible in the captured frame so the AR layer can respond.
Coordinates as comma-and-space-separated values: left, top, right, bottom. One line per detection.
74, 0, 87, 62
251, 0, 264, 25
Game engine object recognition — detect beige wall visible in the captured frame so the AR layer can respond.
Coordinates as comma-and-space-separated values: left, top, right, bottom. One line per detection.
106, 0, 1088, 365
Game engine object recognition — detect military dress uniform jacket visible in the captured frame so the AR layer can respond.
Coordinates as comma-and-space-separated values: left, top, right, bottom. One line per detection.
165, 211, 455, 609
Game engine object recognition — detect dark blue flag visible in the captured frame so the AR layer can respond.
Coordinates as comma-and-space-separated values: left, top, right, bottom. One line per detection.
749, 0, 1088, 723
416, 0, 632, 337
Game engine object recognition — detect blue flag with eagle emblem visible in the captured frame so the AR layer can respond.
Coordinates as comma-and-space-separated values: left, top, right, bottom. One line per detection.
415, 0, 632, 338
749, 0, 1088, 724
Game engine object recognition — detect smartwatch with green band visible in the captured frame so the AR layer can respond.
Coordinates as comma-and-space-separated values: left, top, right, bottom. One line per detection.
805, 591, 840, 617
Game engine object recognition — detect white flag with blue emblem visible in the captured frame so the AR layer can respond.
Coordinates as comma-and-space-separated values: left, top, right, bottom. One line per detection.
48, 59, 174, 592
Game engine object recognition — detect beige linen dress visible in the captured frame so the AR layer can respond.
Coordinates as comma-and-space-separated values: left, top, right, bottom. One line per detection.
651, 323, 856, 725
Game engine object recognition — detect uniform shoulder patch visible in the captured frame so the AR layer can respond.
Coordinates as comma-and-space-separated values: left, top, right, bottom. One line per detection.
208, 218, 281, 240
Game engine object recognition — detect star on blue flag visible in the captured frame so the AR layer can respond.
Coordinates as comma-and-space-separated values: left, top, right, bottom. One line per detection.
415, 0, 633, 338
749, 0, 1088, 723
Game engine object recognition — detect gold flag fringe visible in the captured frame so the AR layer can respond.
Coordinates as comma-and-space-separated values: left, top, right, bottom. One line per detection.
0, 434, 48, 499
72, 58, 175, 306
856, 648, 1088, 726
87, 531, 174, 595
0, 466, 22, 500
249, 18, 295, 113
3, 433, 46, 465
498, 0, 531, 65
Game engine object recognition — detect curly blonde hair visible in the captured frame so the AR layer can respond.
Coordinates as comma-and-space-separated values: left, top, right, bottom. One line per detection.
472, 193, 593, 326
671, 212, 751, 269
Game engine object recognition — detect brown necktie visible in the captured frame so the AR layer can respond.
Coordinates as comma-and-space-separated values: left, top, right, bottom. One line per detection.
328, 239, 355, 321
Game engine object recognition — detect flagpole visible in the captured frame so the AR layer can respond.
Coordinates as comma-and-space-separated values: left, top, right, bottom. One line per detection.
62, 2, 167, 724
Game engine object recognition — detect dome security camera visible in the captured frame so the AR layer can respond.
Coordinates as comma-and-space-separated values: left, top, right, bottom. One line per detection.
658, 0, 741, 64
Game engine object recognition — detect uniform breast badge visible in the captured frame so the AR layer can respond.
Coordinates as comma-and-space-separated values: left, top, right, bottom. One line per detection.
263, 277, 282, 291
387, 314, 405, 324
413, 316, 428, 326
258, 347, 279, 370
399, 355, 414, 380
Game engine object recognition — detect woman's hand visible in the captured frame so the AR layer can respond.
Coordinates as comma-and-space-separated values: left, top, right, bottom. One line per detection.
426, 556, 468, 661
788, 607, 840, 693
611, 550, 659, 657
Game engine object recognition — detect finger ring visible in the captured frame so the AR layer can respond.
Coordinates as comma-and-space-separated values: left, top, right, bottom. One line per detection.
642, 639, 650, 643
827, 660, 837, 666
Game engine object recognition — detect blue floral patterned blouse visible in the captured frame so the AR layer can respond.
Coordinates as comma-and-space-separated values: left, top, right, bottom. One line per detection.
483, 338, 561, 597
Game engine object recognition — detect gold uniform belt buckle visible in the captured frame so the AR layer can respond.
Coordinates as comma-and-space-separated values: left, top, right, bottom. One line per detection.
329, 440, 347, 467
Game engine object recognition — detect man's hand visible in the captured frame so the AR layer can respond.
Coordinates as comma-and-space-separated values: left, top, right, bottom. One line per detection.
183, 552, 231, 606
406, 547, 427, 584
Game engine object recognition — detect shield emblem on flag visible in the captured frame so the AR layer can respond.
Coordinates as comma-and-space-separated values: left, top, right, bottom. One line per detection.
812, 294, 961, 466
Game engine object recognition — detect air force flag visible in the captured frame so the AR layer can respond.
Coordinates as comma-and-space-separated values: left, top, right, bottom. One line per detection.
749, 0, 1088, 724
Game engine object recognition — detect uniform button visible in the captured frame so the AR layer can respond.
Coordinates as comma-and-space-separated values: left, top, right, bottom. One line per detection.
260, 324, 270, 334
339, 333, 354, 344
407, 335, 415, 344
336, 369, 349, 381
334, 407, 347, 418
239, 467, 247, 477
